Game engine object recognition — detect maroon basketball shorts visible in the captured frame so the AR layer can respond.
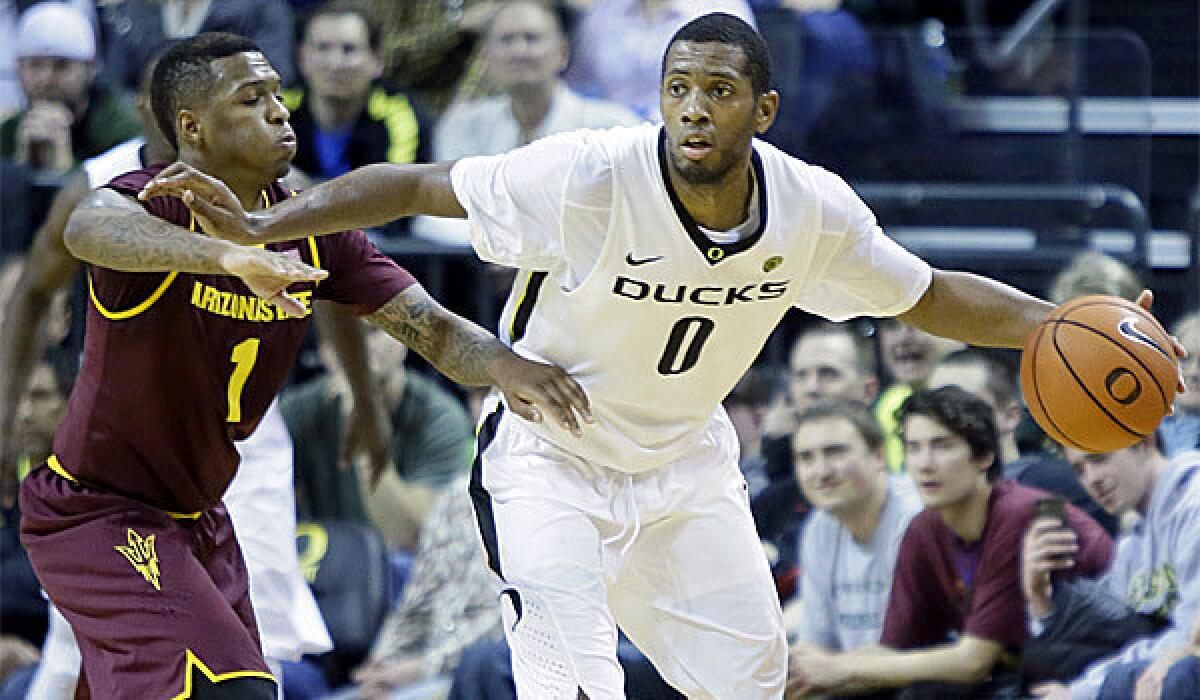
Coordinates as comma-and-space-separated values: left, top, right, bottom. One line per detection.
19, 465, 274, 698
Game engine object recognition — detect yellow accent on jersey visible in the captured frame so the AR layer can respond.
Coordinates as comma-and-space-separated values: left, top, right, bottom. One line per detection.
307, 237, 321, 270
46, 455, 78, 483
509, 271, 537, 341
171, 649, 277, 699
88, 270, 178, 321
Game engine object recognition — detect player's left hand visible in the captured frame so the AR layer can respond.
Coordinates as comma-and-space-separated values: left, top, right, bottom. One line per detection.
140, 162, 261, 245
1030, 681, 1072, 699
219, 247, 328, 318
1137, 290, 1188, 395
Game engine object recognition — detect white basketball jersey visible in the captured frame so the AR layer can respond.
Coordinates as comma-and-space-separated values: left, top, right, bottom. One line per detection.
452, 124, 931, 472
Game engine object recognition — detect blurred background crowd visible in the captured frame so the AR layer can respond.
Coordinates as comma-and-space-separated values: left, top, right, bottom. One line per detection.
0, 0, 1197, 698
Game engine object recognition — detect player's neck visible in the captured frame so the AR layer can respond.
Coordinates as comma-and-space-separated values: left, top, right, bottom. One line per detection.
181, 154, 272, 210
670, 160, 753, 231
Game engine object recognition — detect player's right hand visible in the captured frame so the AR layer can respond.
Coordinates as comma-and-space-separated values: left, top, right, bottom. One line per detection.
489, 353, 593, 437
139, 163, 260, 245
219, 247, 328, 318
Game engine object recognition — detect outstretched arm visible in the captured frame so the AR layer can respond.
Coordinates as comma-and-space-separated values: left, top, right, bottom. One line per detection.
898, 269, 1054, 349
64, 188, 327, 316
365, 285, 592, 435
140, 161, 466, 245
0, 173, 88, 501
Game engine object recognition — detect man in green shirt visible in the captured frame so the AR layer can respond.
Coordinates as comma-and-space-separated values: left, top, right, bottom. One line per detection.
283, 324, 473, 549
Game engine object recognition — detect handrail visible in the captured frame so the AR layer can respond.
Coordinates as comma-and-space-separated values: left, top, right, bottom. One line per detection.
852, 181, 1150, 269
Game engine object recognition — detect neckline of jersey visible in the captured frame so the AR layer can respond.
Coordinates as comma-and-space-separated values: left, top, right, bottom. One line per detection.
655, 126, 769, 266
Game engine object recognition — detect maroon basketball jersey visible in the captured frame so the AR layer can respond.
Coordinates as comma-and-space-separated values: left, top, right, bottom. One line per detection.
51, 165, 415, 513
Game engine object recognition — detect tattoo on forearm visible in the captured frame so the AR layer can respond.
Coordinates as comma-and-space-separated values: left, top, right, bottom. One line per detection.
367, 289, 502, 386
68, 207, 229, 274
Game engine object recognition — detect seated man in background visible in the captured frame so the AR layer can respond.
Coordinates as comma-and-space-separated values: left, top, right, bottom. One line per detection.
786, 398, 921, 649
1022, 436, 1200, 700
413, 0, 639, 244
787, 387, 1112, 698
284, 323, 474, 551
286, 0, 427, 185
928, 348, 1116, 535
1, 2, 139, 173
1159, 310, 1200, 456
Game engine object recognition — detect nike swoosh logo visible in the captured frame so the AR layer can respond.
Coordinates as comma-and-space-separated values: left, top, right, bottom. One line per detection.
1118, 317, 1170, 358
626, 253, 664, 266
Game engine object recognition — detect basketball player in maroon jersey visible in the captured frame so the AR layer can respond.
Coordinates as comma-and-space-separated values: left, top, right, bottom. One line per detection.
18, 33, 590, 700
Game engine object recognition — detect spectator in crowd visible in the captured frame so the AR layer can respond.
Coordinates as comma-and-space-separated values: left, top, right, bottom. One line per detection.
752, 321, 879, 596
1, 0, 94, 117
786, 398, 921, 649
99, 0, 296, 92
1048, 251, 1143, 305
787, 387, 1111, 698
874, 318, 963, 471
566, 0, 756, 120
1022, 436, 1200, 700
928, 348, 1117, 534
285, 0, 427, 185
1, 2, 140, 173
413, 0, 639, 244
283, 324, 474, 550
1159, 310, 1200, 456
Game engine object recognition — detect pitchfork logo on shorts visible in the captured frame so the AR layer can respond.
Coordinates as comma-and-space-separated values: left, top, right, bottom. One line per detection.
115, 528, 162, 591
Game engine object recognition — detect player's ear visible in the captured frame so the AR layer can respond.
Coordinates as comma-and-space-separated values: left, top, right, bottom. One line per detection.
177, 109, 203, 148
755, 90, 779, 135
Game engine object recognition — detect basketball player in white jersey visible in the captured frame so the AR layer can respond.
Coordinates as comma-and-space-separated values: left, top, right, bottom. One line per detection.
140, 13, 1175, 699
1, 76, 335, 697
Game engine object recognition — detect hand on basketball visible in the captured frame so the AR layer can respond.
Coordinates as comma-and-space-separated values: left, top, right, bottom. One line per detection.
1021, 516, 1077, 618
219, 247, 328, 318
140, 163, 261, 245
1137, 290, 1188, 395
489, 353, 593, 436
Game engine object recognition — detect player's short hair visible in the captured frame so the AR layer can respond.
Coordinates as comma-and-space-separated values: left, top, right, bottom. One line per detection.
794, 320, 878, 376
663, 13, 771, 96
935, 347, 1018, 409
899, 386, 1002, 481
1049, 251, 1142, 304
795, 398, 884, 453
151, 32, 262, 149
304, 0, 382, 52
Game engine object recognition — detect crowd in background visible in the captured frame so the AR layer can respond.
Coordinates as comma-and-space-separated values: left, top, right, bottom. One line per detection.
1, 1, 1198, 699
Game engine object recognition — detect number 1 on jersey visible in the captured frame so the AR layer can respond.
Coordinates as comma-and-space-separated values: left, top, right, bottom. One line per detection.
658, 317, 715, 375
227, 338, 260, 423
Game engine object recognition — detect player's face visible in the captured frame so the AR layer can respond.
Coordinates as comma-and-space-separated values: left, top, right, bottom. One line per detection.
660, 41, 776, 185
300, 13, 381, 101
486, 3, 567, 91
1065, 445, 1151, 515
197, 52, 296, 180
903, 415, 991, 510
793, 417, 884, 515
787, 333, 868, 410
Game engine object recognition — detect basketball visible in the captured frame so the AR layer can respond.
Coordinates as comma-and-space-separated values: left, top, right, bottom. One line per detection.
1021, 295, 1178, 453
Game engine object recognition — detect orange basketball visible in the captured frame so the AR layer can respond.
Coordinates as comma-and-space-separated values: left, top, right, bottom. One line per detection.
1020, 295, 1178, 453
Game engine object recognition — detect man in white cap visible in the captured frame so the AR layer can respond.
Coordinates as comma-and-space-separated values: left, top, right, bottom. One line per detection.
1, 2, 139, 173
